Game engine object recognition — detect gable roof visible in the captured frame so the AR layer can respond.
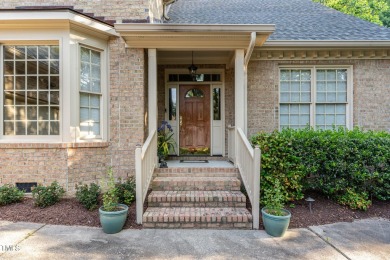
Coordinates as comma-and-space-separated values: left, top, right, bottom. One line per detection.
166, 0, 390, 41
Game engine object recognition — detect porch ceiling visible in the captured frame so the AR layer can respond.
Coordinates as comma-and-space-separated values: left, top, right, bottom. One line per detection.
157, 50, 231, 65
114, 24, 275, 50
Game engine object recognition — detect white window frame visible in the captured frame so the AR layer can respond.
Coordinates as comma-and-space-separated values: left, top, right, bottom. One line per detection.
279, 65, 353, 130
78, 44, 104, 140
0, 27, 109, 143
0, 40, 63, 143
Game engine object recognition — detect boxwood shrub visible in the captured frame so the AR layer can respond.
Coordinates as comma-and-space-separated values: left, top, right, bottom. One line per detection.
115, 176, 136, 206
32, 181, 65, 208
75, 183, 100, 211
251, 127, 390, 210
0, 184, 24, 205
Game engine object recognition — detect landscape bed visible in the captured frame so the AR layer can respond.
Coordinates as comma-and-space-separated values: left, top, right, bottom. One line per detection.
0, 192, 388, 230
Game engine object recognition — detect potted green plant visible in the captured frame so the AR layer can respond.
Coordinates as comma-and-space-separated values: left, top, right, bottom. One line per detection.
261, 179, 291, 237
157, 120, 176, 168
99, 167, 128, 234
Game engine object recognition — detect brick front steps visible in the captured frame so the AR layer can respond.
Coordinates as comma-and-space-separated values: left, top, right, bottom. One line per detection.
143, 166, 253, 229
143, 207, 252, 229
151, 177, 241, 191
148, 191, 246, 207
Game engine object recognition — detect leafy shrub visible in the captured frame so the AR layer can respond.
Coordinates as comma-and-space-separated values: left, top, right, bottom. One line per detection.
32, 181, 65, 208
75, 183, 100, 211
263, 179, 287, 216
157, 121, 176, 158
337, 188, 371, 211
290, 127, 390, 204
251, 127, 390, 210
251, 130, 306, 207
102, 167, 119, 211
0, 184, 24, 205
115, 176, 136, 206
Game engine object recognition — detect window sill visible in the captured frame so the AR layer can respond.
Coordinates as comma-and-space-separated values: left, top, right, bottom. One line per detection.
0, 142, 110, 149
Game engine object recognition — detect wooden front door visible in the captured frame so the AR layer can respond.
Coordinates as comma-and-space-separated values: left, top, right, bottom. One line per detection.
179, 85, 210, 155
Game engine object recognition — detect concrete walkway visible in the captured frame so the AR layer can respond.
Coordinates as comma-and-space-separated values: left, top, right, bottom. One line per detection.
0, 218, 389, 260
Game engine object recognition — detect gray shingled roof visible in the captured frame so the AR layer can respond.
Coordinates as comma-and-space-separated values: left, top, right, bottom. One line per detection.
166, 0, 390, 41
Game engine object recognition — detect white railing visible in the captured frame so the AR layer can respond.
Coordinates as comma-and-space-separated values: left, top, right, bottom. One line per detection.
235, 127, 261, 230
135, 129, 158, 224
227, 125, 236, 163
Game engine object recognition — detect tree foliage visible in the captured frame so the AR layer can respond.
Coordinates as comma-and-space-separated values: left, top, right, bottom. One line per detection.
313, 0, 389, 26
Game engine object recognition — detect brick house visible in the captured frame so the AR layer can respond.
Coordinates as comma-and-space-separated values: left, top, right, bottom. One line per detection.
1, 0, 389, 229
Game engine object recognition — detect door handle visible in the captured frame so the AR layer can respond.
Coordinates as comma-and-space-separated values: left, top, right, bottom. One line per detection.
180, 115, 183, 127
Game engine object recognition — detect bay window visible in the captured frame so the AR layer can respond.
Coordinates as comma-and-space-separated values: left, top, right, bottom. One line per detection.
3, 45, 60, 135
79, 46, 102, 138
0, 9, 113, 143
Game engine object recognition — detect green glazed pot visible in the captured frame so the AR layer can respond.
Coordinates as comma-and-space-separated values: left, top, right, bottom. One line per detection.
261, 207, 291, 237
99, 204, 129, 234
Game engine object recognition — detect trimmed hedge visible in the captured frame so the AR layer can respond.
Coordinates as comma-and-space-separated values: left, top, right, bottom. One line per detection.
250, 130, 306, 208
251, 127, 390, 210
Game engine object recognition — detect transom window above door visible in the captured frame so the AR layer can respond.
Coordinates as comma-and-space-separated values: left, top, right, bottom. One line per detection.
279, 67, 352, 130
169, 74, 221, 82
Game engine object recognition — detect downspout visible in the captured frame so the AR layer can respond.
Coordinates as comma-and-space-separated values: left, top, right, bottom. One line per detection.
245, 32, 256, 66
163, 0, 177, 21
243, 32, 256, 135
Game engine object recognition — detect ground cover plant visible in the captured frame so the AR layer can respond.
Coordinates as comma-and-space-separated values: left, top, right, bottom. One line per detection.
251, 127, 390, 210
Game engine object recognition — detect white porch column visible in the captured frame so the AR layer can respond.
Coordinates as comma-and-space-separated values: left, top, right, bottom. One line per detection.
148, 49, 157, 133
235, 49, 246, 134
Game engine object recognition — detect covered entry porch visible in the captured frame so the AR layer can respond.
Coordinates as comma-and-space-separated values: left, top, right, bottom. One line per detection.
115, 23, 275, 229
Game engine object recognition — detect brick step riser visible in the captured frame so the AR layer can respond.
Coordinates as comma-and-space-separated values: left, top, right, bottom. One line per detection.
143, 213, 252, 224
148, 202, 247, 207
155, 173, 239, 178
154, 168, 239, 174
151, 185, 241, 191
152, 178, 241, 191
143, 222, 252, 229
167, 157, 229, 161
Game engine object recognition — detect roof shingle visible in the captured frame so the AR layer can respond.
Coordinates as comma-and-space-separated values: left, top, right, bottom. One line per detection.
166, 0, 390, 41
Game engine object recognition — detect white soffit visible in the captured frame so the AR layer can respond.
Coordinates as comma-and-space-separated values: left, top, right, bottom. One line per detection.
114, 23, 275, 50
0, 10, 118, 37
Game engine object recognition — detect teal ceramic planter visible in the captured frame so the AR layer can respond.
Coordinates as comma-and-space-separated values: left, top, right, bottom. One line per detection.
261, 207, 291, 237
99, 204, 129, 234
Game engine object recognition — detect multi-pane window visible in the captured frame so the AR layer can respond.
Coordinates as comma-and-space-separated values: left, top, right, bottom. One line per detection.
316, 69, 347, 129
213, 88, 221, 120
79, 47, 101, 137
280, 69, 311, 129
279, 67, 350, 130
168, 88, 177, 121
3, 45, 60, 135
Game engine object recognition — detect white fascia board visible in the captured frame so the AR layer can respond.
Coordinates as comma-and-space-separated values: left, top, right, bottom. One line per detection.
115, 23, 275, 33
264, 40, 390, 48
0, 10, 118, 37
